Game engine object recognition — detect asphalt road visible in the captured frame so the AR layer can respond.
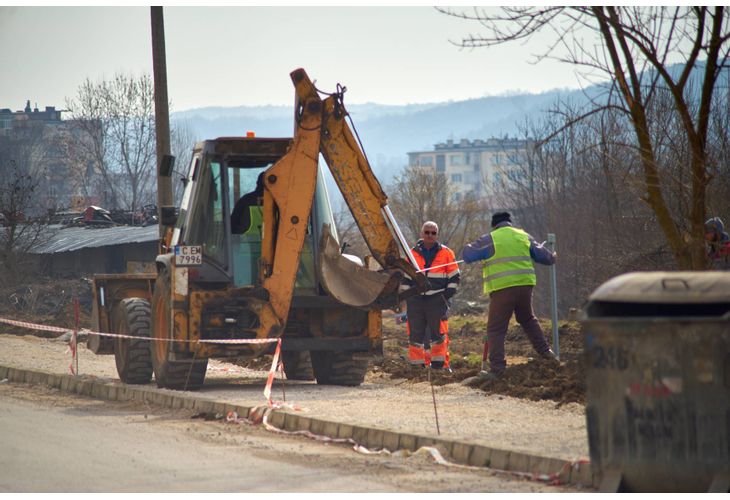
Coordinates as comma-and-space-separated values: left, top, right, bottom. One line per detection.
0, 382, 578, 493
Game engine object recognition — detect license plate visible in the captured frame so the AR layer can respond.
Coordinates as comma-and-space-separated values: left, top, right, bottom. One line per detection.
174, 245, 202, 266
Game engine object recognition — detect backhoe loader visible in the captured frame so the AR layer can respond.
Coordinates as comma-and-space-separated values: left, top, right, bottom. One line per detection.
88, 68, 426, 389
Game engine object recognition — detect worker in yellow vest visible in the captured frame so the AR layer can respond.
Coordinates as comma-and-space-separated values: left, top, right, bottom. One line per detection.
461, 211, 557, 384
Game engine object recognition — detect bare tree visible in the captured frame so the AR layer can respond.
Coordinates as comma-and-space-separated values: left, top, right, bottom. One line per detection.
65, 78, 116, 208
388, 165, 484, 247
66, 73, 157, 213
0, 161, 53, 286
170, 119, 197, 205
387, 165, 488, 303
438, 6, 730, 269
333, 201, 368, 258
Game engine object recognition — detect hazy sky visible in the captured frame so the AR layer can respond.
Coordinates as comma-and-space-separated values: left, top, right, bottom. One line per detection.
1, 5, 595, 112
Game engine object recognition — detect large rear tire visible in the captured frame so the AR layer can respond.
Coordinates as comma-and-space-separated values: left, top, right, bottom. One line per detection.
151, 268, 208, 390
113, 298, 153, 385
281, 351, 315, 381
310, 351, 369, 386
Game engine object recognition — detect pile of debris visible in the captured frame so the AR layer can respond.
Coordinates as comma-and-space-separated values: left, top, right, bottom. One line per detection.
51, 205, 159, 228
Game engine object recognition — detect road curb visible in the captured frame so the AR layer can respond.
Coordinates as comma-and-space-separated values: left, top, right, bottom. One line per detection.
0, 364, 594, 488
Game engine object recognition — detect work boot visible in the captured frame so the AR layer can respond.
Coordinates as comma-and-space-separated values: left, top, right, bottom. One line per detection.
540, 349, 560, 365
461, 370, 502, 387
541, 349, 558, 359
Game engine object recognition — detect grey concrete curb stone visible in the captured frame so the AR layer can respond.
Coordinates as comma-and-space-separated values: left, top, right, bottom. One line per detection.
0, 363, 594, 488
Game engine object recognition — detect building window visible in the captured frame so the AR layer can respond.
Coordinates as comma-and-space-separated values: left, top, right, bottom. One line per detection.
451, 173, 462, 183
450, 154, 464, 166
507, 169, 523, 182
452, 192, 462, 202
436, 155, 445, 173
420, 156, 433, 167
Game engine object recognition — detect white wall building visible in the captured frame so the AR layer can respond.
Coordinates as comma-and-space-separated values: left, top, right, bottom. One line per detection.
407, 137, 532, 201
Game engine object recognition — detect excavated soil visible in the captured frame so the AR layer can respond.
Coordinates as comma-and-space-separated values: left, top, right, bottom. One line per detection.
0, 278, 586, 406
376, 314, 586, 407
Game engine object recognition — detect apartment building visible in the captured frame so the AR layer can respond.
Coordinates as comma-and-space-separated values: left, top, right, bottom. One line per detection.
0, 100, 63, 133
407, 137, 532, 200
0, 101, 100, 211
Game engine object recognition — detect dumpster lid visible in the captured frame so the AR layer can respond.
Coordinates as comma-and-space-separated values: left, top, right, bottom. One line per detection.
588, 271, 730, 304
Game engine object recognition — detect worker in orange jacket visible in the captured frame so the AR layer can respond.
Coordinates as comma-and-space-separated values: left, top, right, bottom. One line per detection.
400, 221, 460, 369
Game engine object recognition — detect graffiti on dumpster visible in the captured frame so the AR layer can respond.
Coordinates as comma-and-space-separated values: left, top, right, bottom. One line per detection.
590, 345, 630, 370
620, 397, 728, 462
624, 396, 681, 457
628, 382, 671, 398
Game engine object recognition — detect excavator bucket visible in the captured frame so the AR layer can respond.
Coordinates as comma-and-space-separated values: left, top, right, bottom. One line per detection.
318, 224, 401, 308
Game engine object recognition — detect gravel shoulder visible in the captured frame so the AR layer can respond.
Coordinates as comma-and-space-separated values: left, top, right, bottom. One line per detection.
0, 333, 589, 461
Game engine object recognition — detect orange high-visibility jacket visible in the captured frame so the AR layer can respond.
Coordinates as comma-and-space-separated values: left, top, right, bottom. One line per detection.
401, 241, 460, 297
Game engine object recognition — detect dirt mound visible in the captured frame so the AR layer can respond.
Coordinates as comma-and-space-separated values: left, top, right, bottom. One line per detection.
379, 314, 586, 406
460, 358, 586, 406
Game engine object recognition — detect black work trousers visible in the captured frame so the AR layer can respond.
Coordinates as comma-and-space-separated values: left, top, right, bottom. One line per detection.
406, 294, 449, 348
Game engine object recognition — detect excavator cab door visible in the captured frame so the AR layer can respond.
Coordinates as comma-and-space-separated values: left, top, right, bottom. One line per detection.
228, 164, 268, 286
227, 162, 317, 289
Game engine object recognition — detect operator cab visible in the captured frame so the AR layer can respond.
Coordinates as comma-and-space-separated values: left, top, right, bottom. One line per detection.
171, 136, 339, 293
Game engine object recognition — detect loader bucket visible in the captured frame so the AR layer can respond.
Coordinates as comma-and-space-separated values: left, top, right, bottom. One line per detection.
318, 224, 397, 308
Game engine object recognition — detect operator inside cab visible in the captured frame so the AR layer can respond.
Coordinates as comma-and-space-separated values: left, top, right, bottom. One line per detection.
231, 171, 264, 236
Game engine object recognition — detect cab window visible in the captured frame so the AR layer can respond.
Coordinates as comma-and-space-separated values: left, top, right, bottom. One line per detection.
186, 160, 226, 265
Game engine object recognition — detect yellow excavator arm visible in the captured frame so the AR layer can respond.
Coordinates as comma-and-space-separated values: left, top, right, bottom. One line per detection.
258, 68, 426, 333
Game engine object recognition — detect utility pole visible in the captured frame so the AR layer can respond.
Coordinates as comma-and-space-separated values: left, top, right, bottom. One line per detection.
151, 6, 173, 237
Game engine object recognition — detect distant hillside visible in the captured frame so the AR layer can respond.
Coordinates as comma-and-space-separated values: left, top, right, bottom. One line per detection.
171, 61, 719, 187
171, 88, 593, 185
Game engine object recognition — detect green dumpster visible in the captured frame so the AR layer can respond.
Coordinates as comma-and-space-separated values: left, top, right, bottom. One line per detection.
581, 271, 730, 492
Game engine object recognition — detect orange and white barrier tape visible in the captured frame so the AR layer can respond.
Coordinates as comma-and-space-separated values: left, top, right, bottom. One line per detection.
224, 406, 589, 485
0, 317, 70, 333
0, 315, 285, 403
263, 340, 281, 405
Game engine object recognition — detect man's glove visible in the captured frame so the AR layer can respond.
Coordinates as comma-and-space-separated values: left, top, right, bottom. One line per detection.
444, 288, 455, 300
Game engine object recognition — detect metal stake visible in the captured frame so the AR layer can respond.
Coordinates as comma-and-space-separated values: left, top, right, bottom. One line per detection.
74, 297, 80, 375
428, 367, 441, 435
279, 359, 286, 402
547, 233, 560, 359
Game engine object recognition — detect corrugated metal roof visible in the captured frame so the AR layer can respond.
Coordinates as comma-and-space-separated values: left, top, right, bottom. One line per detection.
29, 224, 159, 254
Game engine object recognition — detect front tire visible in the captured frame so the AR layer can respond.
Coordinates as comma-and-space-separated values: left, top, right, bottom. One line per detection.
113, 298, 153, 384
151, 267, 208, 390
